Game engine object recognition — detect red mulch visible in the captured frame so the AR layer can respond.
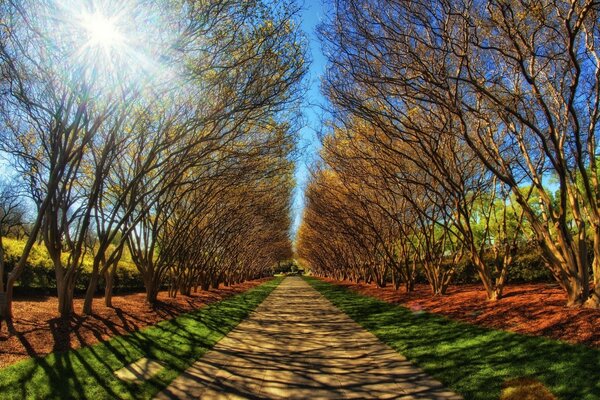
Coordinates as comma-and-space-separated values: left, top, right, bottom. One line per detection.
0, 278, 270, 368
322, 278, 600, 348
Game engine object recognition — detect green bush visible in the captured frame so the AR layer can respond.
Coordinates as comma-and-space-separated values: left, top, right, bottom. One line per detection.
509, 248, 553, 282
452, 246, 554, 284
2, 237, 144, 293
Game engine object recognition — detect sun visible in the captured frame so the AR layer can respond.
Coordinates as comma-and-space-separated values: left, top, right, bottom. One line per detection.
47, 2, 175, 90
81, 11, 123, 50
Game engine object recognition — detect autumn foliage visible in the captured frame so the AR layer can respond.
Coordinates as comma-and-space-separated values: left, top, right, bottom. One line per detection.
298, 0, 600, 308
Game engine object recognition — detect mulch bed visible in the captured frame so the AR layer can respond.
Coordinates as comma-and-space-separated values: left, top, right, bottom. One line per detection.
322, 278, 600, 348
0, 278, 270, 368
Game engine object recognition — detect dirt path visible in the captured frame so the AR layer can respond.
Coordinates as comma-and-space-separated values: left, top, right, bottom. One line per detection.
157, 276, 461, 399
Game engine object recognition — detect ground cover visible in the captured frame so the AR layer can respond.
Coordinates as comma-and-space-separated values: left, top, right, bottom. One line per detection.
0, 277, 282, 399
307, 277, 600, 400
322, 278, 600, 347
0, 278, 271, 368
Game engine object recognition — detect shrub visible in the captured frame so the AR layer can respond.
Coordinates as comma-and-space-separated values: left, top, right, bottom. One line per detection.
2, 237, 144, 293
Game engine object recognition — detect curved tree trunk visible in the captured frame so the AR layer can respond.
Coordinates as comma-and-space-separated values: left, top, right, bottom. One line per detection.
104, 266, 116, 308
56, 269, 76, 317
83, 269, 100, 315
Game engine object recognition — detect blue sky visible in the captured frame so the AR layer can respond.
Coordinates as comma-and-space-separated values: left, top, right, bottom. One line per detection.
291, 0, 327, 238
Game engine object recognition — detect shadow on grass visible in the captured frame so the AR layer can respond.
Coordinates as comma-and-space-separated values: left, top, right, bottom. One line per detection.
0, 278, 282, 400
306, 277, 600, 400
156, 276, 463, 400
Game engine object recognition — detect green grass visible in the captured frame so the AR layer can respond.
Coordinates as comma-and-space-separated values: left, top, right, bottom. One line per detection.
0, 277, 282, 399
305, 277, 600, 400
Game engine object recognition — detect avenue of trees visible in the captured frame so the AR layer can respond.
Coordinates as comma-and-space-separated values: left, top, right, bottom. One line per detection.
297, 0, 600, 308
0, 0, 304, 323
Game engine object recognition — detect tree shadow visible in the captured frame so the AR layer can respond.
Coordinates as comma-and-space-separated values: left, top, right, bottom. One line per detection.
310, 278, 600, 400
0, 279, 279, 399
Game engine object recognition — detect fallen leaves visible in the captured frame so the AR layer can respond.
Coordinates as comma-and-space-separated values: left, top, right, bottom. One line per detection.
324, 279, 600, 348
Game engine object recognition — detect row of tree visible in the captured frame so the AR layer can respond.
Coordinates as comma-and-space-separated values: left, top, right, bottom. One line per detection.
297, 0, 600, 308
0, 0, 304, 322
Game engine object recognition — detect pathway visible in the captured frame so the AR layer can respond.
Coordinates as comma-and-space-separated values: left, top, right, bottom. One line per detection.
156, 277, 461, 399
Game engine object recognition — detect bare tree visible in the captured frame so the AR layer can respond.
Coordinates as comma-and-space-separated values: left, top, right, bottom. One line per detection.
312, 0, 595, 305
0, 0, 305, 322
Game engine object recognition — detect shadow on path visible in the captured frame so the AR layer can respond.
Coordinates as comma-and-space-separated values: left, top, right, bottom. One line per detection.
157, 277, 461, 400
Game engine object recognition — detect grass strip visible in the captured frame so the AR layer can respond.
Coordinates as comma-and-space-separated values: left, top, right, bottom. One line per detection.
0, 277, 282, 399
305, 276, 600, 400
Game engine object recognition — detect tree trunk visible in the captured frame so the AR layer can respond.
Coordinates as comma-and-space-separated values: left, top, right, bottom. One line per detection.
143, 272, 159, 304
489, 288, 501, 301
56, 271, 76, 317
440, 282, 449, 295
471, 253, 500, 301
3, 273, 16, 320
145, 283, 158, 304
0, 236, 5, 292
585, 288, 600, 308
407, 259, 417, 292
104, 266, 116, 307
592, 227, 600, 287
566, 277, 586, 307
83, 270, 100, 315
586, 228, 600, 308
182, 286, 191, 296
146, 289, 158, 304
489, 256, 511, 301
0, 237, 7, 325
392, 272, 401, 290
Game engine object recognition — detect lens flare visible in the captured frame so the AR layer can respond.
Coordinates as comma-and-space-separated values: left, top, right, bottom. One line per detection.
81, 12, 123, 50
29, 1, 184, 100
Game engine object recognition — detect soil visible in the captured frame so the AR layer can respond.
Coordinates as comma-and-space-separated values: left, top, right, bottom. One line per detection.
322, 278, 600, 348
0, 278, 270, 368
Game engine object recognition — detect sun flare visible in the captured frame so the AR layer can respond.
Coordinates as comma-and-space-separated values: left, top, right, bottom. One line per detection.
81, 12, 123, 49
